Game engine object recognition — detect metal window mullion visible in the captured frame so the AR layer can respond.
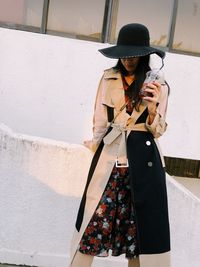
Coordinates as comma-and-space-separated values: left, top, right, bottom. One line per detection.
40, 0, 50, 34
167, 0, 179, 51
101, 0, 113, 43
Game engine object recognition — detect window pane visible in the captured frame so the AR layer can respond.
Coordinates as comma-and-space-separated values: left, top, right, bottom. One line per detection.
173, 0, 200, 53
111, 0, 173, 47
47, 0, 105, 41
0, 0, 44, 27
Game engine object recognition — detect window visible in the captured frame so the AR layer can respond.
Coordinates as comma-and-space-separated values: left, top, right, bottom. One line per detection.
173, 0, 200, 53
110, 0, 174, 47
0, 0, 200, 56
0, 0, 44, 29
47, 0, 105, 41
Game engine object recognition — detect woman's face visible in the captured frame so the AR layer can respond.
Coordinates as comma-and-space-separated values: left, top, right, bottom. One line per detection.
120, 57, 140, 75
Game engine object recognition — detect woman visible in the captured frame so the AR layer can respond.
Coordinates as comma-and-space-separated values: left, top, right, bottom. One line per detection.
69, 23, 171, 267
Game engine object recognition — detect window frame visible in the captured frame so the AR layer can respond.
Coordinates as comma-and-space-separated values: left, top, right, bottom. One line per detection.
0, 0, 49, 33
0, 0, 200, 57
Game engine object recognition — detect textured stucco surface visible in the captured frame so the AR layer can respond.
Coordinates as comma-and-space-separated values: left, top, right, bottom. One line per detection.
0, 124, 200, 267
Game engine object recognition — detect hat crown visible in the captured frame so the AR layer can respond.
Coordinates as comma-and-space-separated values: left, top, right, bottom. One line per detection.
117, 23, 150, 47
98, 23, 165, 59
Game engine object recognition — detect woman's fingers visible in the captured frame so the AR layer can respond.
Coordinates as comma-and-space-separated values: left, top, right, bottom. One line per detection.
142, 82, 161, 102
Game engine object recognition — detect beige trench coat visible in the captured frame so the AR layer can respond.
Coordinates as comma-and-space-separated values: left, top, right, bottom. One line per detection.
69, 68, 171, 267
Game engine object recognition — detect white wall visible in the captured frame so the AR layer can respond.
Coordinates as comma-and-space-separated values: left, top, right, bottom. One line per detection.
0, 28, 199, 159
0, 124, 200, 267
0, 28, 112, 146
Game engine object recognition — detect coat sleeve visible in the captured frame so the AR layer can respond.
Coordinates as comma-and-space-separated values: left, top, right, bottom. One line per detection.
85, 74, 108, 152
145, 83, 169, 138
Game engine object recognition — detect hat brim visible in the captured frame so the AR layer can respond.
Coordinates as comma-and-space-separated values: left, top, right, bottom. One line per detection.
99, 45, 165, 59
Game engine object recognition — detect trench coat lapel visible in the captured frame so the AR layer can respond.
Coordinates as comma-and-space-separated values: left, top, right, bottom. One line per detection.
103, 69, 148, 127
103, 69, 125, 110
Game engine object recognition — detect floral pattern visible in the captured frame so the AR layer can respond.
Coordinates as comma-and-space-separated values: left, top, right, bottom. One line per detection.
79, 166, 139, 259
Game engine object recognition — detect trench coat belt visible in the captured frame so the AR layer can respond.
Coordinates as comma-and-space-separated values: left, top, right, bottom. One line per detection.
103, 122, 148, 165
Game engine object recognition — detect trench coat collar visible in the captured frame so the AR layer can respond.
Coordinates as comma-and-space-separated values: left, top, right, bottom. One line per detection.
102, 68, 124, 110
103, 67, 122, 80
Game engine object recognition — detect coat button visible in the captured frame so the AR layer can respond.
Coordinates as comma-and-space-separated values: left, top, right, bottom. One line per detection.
148, 161, 153, 167
146, 141, 151, 146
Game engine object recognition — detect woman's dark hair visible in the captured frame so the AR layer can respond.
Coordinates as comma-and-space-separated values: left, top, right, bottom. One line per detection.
113, 55, 151, 111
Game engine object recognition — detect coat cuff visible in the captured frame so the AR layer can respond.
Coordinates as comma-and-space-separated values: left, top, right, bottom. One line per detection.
145, 112, 167, 138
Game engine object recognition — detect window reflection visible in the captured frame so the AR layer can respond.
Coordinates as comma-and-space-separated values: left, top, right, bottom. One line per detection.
111, 0, 173, 47
173, 0, 200, 53
0, 0, 44, 27
0, 0, 199, 55
47, 0, 105, 41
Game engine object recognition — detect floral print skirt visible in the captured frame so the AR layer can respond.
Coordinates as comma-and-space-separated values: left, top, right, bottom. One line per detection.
78, 165, 139, 259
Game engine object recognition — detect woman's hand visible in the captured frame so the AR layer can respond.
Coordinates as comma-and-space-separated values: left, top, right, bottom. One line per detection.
83, 140, 98, 152
83, 140, 93, 150
142, 81, 161, 114
142, 81, 161, 124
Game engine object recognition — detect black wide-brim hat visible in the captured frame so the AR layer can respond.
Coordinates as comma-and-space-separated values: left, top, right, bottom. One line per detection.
99, 23, 165, 59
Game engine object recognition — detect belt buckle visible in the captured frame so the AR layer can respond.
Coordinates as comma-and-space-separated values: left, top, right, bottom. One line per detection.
115, 158, 129, 168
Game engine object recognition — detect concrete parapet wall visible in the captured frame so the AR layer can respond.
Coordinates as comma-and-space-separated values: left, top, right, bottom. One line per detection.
0, 124, 200, 267
167, 176, 200, 267
0, 124, 92, 267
